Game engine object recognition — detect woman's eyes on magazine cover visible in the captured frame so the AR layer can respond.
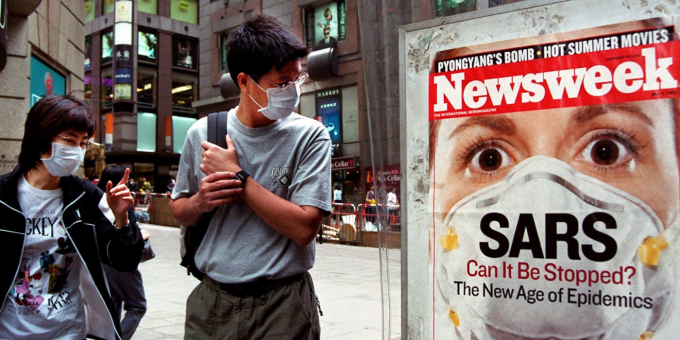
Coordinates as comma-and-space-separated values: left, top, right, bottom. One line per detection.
574, 129, 639, 172
453, 110, 648, 181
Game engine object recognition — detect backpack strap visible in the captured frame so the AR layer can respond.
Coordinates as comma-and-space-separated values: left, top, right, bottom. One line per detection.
207, 111, 228, 149
181, 111, 229, 280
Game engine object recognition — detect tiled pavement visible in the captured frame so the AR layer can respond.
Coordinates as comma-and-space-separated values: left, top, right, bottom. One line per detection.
131, 223, 402, 339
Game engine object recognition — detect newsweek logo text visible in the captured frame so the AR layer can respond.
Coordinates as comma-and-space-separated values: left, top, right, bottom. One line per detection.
429, 41, 680, 120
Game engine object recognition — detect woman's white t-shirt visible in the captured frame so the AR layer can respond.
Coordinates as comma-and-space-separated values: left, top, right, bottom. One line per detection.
0, 175, 86, 340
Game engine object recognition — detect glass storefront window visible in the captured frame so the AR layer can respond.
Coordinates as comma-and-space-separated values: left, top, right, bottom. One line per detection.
103, 0, 114, 14
101, 68, 113, 108
173, 36, 197, 69
172, 116, 197, 153
85, 0, 94, 22
137, 113, 157, 152
170, 0, 198, 24
489, 0, 523, 7
219, 32, 229, 72
84, 36, 92, 71
172, 72, 197, 114
138, 31, 157, 63
433, 0, 523, 17
102, 30, 113, 64
305, 0, 346, 48
137, 67, 156, 109
138, 0, 158, 14
434, 0, 477, 16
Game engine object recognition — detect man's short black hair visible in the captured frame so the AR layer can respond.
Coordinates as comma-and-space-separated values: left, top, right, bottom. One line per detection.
227, 15, 309, 84
19, 94, 95, 170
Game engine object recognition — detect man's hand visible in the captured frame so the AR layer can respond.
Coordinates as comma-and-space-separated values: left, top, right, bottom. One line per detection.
200, 134, 240, 176
106, 168, 134, 228
194, 172, 243, 213
169, 171, 243, 226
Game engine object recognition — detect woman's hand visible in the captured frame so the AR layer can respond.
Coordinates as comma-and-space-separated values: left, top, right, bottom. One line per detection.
106, 168, 134, 228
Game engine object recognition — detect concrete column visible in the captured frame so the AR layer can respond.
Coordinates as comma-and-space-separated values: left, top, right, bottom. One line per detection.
156, 31, 173, 152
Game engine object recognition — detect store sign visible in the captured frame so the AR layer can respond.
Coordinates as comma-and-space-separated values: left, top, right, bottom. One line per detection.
114, 67, 131, 84
366, 165, 401, 185
114, 84, 131, 100
309, 0, 346, 48
317, 88, 340, 98
114, 2, 132, 102
30, 56, 66, 107
331, 156, 357, 170
316, 87, 342, 144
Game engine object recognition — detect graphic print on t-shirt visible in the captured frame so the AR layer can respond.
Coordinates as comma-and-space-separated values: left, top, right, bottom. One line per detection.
10, 264, 45, 311
271, 166, 294, 187
8, 222, 79, 316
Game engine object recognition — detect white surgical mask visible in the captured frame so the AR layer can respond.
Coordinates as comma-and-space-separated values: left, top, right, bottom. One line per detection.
436, 156, 677, 339
247, 74, 305, 120
40, 142, 85, 177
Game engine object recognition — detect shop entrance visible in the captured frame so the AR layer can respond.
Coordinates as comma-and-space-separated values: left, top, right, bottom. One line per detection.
332, 169, 361, 206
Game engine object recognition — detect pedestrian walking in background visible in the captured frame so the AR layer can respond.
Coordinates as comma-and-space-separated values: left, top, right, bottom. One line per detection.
99, 165, 150, 340
365, 184, 376, 224
333, 183, 343, 226
333, 183, 342, 205
127, 177, 137, 193
170, 15, 330, 340
386, 187, 399, 227
0, 94, 143, 340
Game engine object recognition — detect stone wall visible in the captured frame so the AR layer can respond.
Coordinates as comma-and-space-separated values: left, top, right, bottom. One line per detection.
0, 0, 85, 173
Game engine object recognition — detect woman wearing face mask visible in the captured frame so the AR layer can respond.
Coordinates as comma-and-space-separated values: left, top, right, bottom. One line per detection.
429, 19, 680, 339
0, 94, 144, 340
431, 100, 680, 339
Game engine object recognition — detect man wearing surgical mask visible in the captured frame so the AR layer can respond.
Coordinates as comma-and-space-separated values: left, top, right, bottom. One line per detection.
0, 94, 144, 340
430, 99, 680, 339
170, 15, 331, 339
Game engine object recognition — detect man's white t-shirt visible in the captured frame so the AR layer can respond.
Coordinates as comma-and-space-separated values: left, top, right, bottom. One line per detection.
387, 192, 398, 206
0, 175, 86, 339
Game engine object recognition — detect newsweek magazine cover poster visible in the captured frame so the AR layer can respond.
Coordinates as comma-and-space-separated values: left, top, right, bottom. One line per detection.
429, 18, 680, 339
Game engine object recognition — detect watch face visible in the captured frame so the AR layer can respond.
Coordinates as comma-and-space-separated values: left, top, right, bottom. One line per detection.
236, 171, 248, 182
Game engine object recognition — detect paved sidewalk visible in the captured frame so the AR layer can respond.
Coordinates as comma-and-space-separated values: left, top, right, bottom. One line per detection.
131, 223, 401, 339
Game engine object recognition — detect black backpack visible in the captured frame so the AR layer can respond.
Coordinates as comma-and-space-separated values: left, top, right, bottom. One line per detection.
180, 111, 228, 280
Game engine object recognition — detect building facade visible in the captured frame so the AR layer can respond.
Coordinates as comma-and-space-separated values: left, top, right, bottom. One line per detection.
0, 0, 528, 196
0, 0, 87, 175
84, 0, 200, 190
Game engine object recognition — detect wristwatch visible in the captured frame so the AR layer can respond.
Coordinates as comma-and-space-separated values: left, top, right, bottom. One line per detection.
234, 170, 250, 186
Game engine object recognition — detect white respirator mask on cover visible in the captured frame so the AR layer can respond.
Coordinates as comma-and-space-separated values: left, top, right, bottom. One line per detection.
247, 73, 306, 120
40, 142, 85, 177
436, 156, 677, 340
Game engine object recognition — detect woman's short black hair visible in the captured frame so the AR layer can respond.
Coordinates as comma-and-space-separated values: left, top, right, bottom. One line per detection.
98, 164, 126, 192
19, 94, 96, 170
227, 15, 309, 83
